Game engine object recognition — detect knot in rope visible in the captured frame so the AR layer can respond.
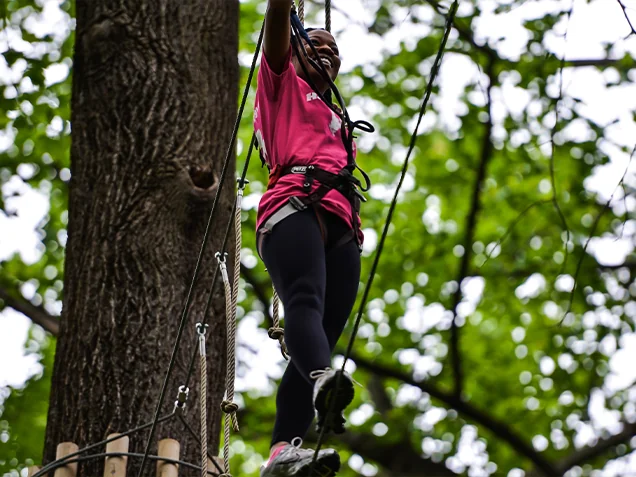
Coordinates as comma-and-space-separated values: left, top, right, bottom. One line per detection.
268, 326, 289, 359
269, 288, 289, 359
221, 400, 239, 414
268, 327, 284, 340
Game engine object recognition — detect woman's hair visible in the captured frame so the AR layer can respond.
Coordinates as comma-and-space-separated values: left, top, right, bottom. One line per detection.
291, 28, 336, 107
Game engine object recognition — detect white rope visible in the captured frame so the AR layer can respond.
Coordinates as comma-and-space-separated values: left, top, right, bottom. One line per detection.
232, 186, 244, 341
215, 181, 249, 477
196, 324, 208, 477
216, 252, 239, 477
269, 288, 288, 359
298, 0, 305, 24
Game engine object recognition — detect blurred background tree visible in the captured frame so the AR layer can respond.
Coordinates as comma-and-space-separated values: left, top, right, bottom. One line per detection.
1, 0, 635, 476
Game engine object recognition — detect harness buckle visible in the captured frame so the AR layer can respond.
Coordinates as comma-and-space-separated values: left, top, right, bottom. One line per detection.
289, 196, 308, 211
303, 165, 315, 192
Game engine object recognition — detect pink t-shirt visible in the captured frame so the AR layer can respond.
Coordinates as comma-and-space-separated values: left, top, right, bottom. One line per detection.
254, 48, 360, 238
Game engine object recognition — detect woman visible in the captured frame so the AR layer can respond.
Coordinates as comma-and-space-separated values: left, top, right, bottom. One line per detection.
255, 1, 366, 476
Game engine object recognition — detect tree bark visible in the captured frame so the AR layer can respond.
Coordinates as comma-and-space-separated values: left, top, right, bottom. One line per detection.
44, 1, 239, 475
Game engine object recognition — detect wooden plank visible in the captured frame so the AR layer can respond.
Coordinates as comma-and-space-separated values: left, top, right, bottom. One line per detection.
157, 439, 180, 477
54, 442, 79, 477
103, 433, 129, 477
27, 466, 41, 477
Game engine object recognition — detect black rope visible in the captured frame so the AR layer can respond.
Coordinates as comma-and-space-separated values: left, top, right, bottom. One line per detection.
310, 0, 460, 470
31, 412, 176, 477
35, 452, 221, 477
289, 11, 374, 192
136, 23, 265, 477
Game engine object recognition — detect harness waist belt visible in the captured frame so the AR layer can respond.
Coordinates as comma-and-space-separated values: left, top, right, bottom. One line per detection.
260, 202, 300, 235
264, 164, 366, 251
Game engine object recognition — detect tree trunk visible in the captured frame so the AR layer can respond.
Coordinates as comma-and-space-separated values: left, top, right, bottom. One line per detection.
44, 1, 239, 475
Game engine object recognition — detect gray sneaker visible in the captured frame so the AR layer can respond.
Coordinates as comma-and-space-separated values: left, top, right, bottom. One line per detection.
260, 438, 340, 477
310, 368, 355, 435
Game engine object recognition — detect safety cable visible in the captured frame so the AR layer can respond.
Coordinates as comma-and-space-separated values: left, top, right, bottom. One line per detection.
310, 1, 460, 471
135, 22, 265, 477
186, 136, 255, 477
182, 135, 258, 392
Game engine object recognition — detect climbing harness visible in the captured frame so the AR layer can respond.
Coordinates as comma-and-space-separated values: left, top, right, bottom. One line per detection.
260, 164, 369, 249
257, 2, 375, 256
258, 0, 375, 360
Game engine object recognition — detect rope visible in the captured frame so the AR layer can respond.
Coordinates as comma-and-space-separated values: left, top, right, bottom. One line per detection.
178, 136, 258, 475
136, 22, 264, 477
310, 0, 460, 470
325, 0, 331, 32
215, 180, 246, 477
216, 252, 239, 477
298, 0, 304, 24
196, 324, 209, 477
268, 287, 289, 359
232, 183, 245, 343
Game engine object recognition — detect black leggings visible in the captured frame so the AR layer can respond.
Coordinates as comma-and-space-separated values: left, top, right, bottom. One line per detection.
260, 207, 361, 445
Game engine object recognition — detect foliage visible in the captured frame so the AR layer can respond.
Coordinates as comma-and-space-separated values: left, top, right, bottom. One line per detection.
1, 0, 635, 476
0, 331, 53, 475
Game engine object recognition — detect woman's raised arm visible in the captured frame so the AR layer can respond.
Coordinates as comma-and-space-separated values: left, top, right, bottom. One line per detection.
264, 0, 292, 74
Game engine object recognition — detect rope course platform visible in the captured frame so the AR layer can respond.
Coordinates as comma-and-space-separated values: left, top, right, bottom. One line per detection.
36, 1, 461, 476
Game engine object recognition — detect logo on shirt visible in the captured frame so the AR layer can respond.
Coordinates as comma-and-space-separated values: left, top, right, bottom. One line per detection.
255, 128, 268, 163
329, 112, 342, 135
306, 92, 320, 102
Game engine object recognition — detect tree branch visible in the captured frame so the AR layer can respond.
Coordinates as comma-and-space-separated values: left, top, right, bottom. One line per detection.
351, 353, 561, 476
616, 0, 636, 36
367, 374, 393, 417
425, 0, 626, 74
556, 422, 636, 473
565, 58, 627, 68
0, 286, 59, 336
